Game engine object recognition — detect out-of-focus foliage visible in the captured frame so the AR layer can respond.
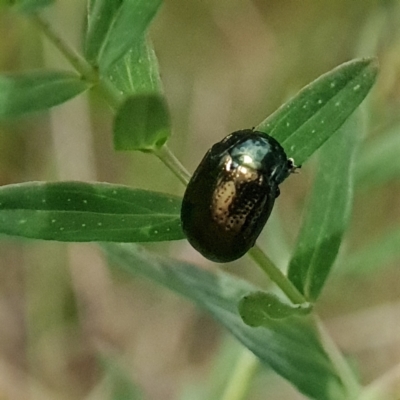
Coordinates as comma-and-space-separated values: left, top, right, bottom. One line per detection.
0, 71, 89, 118
0, 1, 399, 399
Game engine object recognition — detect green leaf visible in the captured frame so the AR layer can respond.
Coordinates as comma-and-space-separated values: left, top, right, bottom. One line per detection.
287, 115, 361, 301
11, 0, 54, 13
103, 243, 348, 400
84, 0, 124, 63
113, 94, 170, 151
341, 227, 400, 275
0, 71, 89, 119
108, 37, 162, 96
96, 0, 163, 73
0, 181, 184, 242
355, 123, 400, 188
239, 291, 311, 322
257, 58, 378, 165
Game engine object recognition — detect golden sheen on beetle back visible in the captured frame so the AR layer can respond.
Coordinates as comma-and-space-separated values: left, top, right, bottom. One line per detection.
181, 129, 297, 263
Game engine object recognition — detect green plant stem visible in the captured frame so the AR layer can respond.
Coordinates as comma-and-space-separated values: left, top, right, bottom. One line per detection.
315, 316, 361, 398
248, 245, 307, 305
30, 14, 123, 111
97, 77, 124, 111
220, 349, 259, 400
154, 144, 191, 186
30, 14, 96, 80
359, 362, 400, 400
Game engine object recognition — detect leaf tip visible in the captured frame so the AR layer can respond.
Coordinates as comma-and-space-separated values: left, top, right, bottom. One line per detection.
358, 56, 379, 79
369, 57, 380, 74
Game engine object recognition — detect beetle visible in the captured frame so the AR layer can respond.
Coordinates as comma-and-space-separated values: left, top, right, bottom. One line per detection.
181, 129, 296, 263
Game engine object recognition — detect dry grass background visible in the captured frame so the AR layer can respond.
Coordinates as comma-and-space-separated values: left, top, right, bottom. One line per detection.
0, 0, 400, 399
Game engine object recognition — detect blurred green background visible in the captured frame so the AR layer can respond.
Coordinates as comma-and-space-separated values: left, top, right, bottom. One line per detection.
0, 0, 400, 399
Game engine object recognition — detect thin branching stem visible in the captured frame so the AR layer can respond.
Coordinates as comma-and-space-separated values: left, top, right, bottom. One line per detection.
359, 362, 400, 400
315, 316, 361, 398
248, 245, 307, 305
154, 145, 191, 186
30, 14, 96, 80
31, 14, 123, 111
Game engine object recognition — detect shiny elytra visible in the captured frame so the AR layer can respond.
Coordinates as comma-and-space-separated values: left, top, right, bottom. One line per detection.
181, 129, 295, 263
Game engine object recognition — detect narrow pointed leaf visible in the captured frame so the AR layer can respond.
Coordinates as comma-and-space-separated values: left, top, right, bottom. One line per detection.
287, 115, 361, 300
84, 0, 124, 63
239, 291, 311, 323
113, 94, 170, 151
0, 71, 89, 119
108, 37, 162, 96
0, 181, 183, 242
257, 58, 378, 165
103, 243, 348, 400
97, 0, 163, 73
